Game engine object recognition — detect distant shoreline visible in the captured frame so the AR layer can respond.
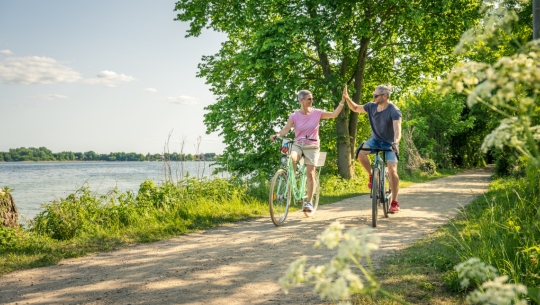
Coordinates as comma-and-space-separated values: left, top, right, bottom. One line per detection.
1, 147, 218, 162
0, 160, 215, 163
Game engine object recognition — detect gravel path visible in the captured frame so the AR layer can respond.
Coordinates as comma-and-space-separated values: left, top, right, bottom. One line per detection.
0, 166, 492, 305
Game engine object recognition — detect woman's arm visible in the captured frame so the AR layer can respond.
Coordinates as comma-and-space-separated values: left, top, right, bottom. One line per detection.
321, 102, 344, 119
270, 118, 294, 141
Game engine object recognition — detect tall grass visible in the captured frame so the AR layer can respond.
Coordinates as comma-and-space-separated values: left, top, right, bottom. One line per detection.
445, 175, 540, 289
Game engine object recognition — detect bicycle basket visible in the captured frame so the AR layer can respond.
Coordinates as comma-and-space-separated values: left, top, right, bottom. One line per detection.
281, 138, 292, 155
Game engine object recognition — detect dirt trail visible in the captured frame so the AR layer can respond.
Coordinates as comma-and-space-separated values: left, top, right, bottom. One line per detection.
0, 166, 492, 305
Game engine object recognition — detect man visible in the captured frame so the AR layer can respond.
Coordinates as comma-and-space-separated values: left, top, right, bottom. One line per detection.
343, 84, 402, 213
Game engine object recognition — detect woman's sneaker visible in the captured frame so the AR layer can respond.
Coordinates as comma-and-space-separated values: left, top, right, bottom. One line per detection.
389, 201, 400, 213
303, 202, 314, 212
368, 174, 373, 189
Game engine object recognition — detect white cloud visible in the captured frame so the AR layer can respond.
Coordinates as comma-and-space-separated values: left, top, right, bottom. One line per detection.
167, 95, 199, 105
27, 94, 69, 100
0, 50, 13, 55
83, 70, 137, 87
0, 56, 82, 84
144, 88, 157, 92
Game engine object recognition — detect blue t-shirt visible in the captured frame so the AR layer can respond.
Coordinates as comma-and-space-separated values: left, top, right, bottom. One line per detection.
363, 102, 402, 144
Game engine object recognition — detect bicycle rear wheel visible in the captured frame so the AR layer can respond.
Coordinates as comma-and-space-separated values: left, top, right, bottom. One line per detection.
304, 177, 320, 217
371, 168, 380, 228
383, 168, 391, 218
269, 169, 291, 226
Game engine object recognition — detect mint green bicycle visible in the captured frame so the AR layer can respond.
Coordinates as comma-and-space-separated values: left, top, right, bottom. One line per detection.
269, 136, 326, 226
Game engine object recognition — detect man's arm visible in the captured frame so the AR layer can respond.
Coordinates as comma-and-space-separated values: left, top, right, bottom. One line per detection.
345, 97, 367, 113
343, 85, 366, 113
392, 119, 402, 151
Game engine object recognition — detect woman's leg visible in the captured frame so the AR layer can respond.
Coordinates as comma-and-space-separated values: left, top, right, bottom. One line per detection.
305, 164, 316, 202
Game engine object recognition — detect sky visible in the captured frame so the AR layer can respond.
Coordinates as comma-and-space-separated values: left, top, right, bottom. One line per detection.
0, 0, 228, 155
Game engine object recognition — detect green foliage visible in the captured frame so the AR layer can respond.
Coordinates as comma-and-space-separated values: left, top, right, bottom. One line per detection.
399, 80, 481, 169
175, 0, 483, 178
419, 159, 436, 174
0, 226, 19, 247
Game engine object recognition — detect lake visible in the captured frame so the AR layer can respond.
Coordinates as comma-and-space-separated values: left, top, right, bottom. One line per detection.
0, 161, 225, 220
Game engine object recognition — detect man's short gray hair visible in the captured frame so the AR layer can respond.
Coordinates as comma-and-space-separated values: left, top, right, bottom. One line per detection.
375, 84, 392, 97
297, 90, 312, 102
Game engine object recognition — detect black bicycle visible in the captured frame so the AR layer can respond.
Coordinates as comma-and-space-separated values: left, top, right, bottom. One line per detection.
356, 144, 399, 227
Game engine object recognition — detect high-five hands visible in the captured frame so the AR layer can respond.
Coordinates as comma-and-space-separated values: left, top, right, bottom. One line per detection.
342, 85, 350, 102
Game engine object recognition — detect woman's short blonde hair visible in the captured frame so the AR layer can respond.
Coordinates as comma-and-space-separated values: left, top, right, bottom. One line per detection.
297, 90, 312, 102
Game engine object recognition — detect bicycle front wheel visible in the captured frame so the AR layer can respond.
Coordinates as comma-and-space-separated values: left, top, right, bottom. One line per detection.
371, 168, 380, 228
269, 169, 291, 226
383, 167, 391, 218
304, 176, 320, 217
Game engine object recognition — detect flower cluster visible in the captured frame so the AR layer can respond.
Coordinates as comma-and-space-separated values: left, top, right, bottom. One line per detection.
455, 257, 499, 289
466, 276, 528, 305
455, 258, 528, 304
279, 221, 383, 305
481, 117, 525, 152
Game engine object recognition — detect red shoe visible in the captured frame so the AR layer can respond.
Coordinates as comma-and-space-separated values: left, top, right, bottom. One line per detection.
368, 174, 373, 189
389, 201, 400, 213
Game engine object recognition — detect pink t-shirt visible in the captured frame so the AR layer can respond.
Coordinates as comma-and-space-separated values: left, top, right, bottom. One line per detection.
289, 108, 323, 145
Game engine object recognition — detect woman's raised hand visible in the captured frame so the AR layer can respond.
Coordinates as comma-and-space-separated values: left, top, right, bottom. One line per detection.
342, 85, 349, 101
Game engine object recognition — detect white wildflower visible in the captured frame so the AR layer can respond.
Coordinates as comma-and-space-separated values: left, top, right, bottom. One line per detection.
279, 256, 307, 293
315, 221, 344, 249
455, 257, 499, 289
456, 81, 464, 93
466, 275, 528, 305
336, 227, 379, 260
481, 117, 523, 152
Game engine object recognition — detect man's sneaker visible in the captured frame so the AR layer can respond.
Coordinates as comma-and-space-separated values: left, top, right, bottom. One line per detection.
389, 201, 400, 213
368, 174, 373, 189
303, 202, 314, 212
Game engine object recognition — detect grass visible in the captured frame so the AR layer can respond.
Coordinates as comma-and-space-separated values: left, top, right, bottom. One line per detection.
0, 166, 459, 276
350, 168, 540, 305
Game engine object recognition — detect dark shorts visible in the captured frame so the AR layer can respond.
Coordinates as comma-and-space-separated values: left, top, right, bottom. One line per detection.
355, 138, 398, 163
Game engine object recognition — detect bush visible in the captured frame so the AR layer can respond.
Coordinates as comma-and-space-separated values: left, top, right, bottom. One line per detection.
419, 159, 437, 174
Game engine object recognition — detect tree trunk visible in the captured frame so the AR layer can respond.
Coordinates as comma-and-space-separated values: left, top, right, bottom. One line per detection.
0, 189, 19, 228
337, 113, 353, 179
350, 37, 370, 158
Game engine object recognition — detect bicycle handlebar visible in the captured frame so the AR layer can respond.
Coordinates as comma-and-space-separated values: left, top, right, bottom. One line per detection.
272, 135, 318, 142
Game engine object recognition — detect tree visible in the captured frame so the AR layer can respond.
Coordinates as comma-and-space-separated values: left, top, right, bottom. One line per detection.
175, 0, 482, 178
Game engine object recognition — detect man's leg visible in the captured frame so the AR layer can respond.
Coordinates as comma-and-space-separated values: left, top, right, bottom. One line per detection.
357, 149, 373, 188
387, 161, 400, 212
357, 149, 372, 174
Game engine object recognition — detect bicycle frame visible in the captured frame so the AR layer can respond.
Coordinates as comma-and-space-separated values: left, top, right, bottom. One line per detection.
371, 152, 388, 202
357, 144, 398, 227
281, 144, 321, 203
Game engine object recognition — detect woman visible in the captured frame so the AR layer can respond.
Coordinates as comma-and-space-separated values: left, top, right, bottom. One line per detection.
270, 89, 345, 212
